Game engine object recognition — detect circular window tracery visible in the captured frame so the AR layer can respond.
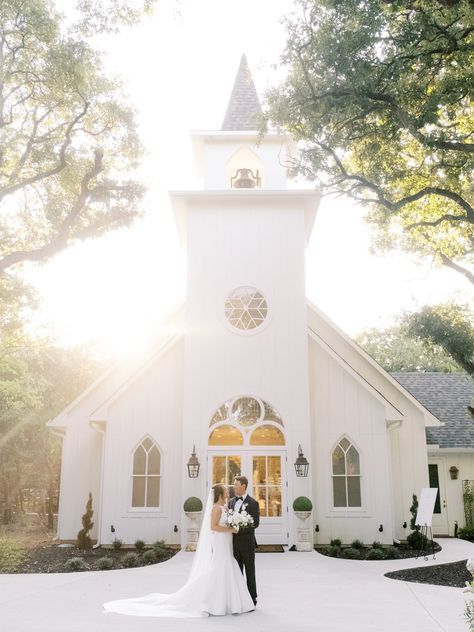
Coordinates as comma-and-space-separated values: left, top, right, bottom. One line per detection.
224, 287, 268, 331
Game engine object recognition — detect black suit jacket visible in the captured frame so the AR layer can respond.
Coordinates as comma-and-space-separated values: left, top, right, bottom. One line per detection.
230, 494, 260, 535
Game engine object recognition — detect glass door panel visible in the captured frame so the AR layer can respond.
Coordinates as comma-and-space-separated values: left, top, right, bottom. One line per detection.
211, 455, 241, 497
252, 455, 282, 519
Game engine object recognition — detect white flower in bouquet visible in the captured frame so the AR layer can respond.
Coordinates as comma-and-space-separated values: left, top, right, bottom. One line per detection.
226, 508, 254, 531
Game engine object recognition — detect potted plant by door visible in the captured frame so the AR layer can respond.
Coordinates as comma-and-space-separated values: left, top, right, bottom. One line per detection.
183, 497, 203, 551
293, 496, 313, 551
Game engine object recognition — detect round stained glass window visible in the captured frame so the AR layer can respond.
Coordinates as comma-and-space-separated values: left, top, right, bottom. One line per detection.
224, 287, 268, 331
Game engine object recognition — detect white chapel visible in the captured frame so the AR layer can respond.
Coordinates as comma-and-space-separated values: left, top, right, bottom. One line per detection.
48, 56, 473, 549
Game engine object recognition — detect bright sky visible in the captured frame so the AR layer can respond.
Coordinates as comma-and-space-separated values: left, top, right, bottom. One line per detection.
28, 0, 471, 354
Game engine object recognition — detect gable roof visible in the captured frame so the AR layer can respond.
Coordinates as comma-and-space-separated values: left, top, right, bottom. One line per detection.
307, 300, 442, 428
391, 372, 474, 448
221, 54, 263, 131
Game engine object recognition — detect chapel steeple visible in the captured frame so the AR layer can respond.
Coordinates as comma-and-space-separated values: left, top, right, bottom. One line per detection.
221, 54, 263, 131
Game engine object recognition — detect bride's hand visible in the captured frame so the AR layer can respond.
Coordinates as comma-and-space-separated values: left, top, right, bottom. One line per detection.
231, 527, 239, 534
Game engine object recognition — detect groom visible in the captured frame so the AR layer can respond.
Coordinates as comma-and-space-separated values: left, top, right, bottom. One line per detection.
230, 476, 260, 606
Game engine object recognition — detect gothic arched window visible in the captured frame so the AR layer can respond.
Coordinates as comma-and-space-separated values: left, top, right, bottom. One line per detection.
332, 437, 361, 508
131, 437, 161, 508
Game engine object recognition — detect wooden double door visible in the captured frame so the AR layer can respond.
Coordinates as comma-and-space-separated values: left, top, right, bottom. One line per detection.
208, 450, 287, 545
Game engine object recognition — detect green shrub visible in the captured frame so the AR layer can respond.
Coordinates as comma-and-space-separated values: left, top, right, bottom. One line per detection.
327, 546, 340, 557
385, 546, 401, 559
183, 497, 203, 512
96, 557, 114, 570
0, 539, 27, 573
330, 538, 342, 547
134, 539, 146, 552
292, 496, 313, 511
350, 539, 364, 550
152, 540, 167, 557
142, 549, 158, 565
458, 527, 474, 542
407, 530, 424, 549
365, 548, 386, 560
341, 547, 363, 559
371, 541, 383, 550
63, 557, 89, 572
122, 552, 140, 568
77, 493, 94, 552
112, 538, 123, 550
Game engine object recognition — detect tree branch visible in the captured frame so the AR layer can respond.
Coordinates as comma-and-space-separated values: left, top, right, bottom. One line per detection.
439, 253, 474, 285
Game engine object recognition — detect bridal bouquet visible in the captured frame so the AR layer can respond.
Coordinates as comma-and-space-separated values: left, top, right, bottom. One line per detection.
226, 506, 254, 533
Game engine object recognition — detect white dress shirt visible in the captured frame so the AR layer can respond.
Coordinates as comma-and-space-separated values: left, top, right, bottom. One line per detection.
234, 493, 247, 512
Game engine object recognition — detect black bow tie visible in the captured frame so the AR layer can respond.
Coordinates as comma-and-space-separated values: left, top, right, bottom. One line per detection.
235, 496, 243, 501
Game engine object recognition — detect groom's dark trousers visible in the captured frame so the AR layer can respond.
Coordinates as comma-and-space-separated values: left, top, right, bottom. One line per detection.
230, 495, 260, 605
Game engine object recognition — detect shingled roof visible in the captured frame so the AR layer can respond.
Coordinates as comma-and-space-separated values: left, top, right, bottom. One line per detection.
391, 372, 474, 448
221, 54, 263, 131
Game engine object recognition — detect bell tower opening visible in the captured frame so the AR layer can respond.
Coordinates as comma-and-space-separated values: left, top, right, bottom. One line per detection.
226, 147, 264, 189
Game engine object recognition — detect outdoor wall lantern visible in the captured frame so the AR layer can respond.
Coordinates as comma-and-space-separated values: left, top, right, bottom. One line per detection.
449, 465, 459, 480
294, 444, 309, 477
187, 445, 200, 478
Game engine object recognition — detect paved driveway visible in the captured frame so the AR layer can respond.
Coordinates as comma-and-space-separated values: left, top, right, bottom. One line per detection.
1, 538, 473, 632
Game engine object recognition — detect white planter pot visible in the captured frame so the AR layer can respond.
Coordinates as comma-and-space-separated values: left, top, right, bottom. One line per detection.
185, 511, 202, 552
294, 510, 312, 552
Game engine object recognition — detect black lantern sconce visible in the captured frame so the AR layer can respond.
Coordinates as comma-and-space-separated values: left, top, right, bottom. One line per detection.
187, 445, 200, 478
449, 465, 459, 480
294, 444, 309, 477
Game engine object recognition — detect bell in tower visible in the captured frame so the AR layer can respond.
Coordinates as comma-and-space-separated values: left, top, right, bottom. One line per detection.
230, 168, 261, 189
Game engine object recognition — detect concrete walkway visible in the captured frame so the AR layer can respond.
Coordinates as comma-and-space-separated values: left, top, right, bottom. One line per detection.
1, 538, 473, 632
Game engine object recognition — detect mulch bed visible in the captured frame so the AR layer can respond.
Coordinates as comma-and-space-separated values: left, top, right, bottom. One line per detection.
385, 559, 471, 588
14, 545, 178, 573
315, 541, 442, 560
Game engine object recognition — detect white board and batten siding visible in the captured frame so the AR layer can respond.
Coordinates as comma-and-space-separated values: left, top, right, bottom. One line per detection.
99, 339, 185, 545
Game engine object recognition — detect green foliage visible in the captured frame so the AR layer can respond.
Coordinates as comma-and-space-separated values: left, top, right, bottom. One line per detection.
266, 0, 474, 282
96, 556, 114, 570
341, 547, 363, 560
407, 530, 424, 549
371, 541, 383, 550
0, 538, 27, 572
142, 549, 158, 565
365, 548, 386, 560
152, 540, 167, 557
122, 552, 140, 568
409, 495, 420, 532
350, 539, 364, 550
405, 304, 474, 377
458, 527, 474, 542
292, 496, 313, 511
385, 546, 401, 560
63, 557, 89, 572
327, 545, 340, 557
112, 538, 123, 550
77, 493, 94, 551
0, 0, 149, 278
463, 481, 474, 528
330, 538, 342, 547
134, 539, 146, 552
183, 497, 203, 512
356, 324, 461, 373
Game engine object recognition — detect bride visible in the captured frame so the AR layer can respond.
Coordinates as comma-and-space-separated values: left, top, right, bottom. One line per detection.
103, 484, 255, 617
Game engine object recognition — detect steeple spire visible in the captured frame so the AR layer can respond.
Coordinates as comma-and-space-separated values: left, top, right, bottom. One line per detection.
221, 55, 263, 131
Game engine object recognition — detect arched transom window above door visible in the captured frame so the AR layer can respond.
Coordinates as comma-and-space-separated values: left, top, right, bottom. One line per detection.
208, 396, 285, 446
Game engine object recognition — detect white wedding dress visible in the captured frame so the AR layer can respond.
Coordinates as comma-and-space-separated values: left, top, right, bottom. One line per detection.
103, 501, 255, 618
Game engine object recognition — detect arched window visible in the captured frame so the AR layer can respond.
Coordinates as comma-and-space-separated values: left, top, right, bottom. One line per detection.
208, 425, 244, 446
131, 437, 161, 508
332, 438, 361, 508
250, 425, 285, 446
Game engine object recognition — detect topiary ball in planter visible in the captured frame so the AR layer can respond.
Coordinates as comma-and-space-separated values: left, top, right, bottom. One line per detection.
292, 496, 313, 512
183, 497, 203, 512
